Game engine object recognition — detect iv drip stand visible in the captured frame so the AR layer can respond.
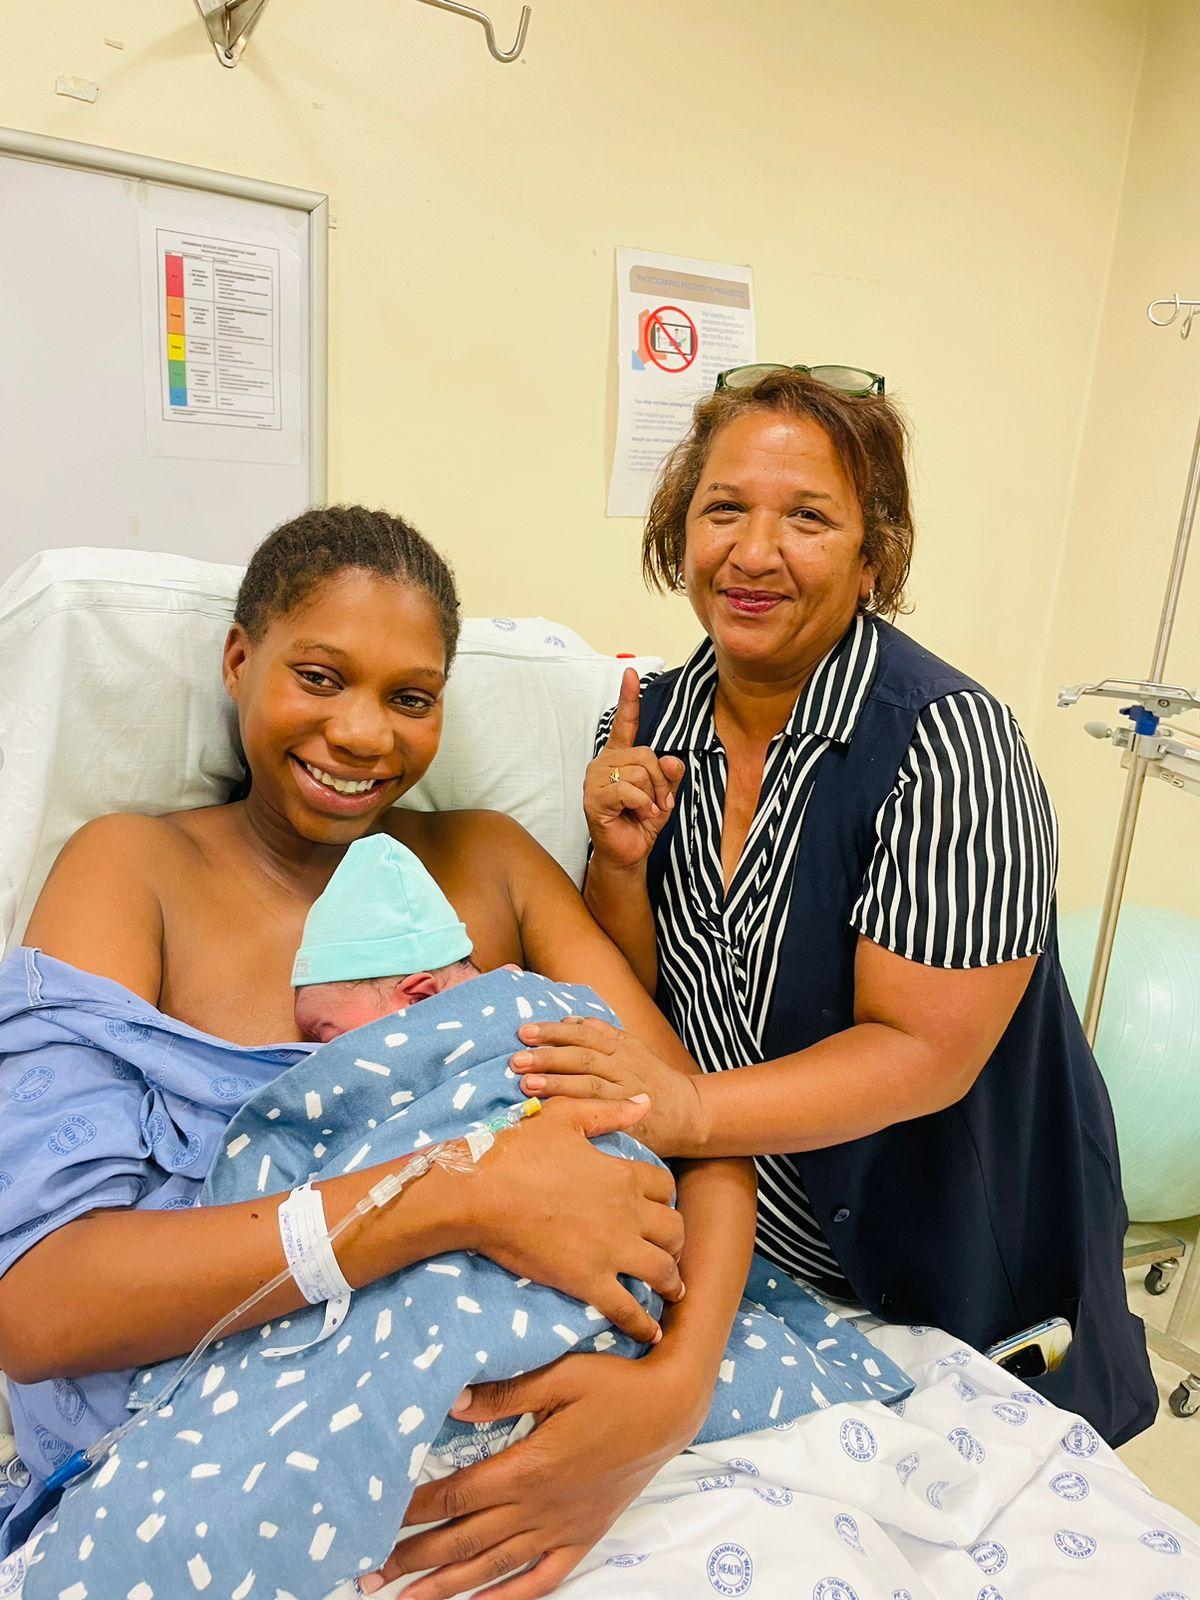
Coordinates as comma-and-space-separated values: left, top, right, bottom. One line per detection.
1059, 294, 1200, 1418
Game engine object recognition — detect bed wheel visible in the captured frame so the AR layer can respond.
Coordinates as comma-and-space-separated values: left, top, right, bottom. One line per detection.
1168, 1377, 1200, 1418
1145, 1260, 1179, 1295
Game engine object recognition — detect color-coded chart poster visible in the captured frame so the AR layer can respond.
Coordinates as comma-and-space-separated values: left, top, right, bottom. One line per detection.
148, 225, 286, 433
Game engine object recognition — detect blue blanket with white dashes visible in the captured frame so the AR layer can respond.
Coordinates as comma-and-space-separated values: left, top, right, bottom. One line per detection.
18, 966, 911, 1599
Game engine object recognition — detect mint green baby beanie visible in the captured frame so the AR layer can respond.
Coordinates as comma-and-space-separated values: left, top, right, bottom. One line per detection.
291, 834, 473, 986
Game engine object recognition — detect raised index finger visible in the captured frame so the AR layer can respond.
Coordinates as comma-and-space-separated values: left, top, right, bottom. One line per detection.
605, 666, 642, 749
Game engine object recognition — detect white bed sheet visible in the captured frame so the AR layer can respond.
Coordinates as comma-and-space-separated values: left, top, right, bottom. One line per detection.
350, 1320, 1200, 1600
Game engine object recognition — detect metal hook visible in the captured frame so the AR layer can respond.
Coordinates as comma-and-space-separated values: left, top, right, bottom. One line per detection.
195, 0, 271, 67
414, 0, 530, 61
1183, 306, 1196, 342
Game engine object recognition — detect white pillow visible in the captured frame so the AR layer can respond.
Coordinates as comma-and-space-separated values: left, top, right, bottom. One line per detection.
0, 548, 662, 951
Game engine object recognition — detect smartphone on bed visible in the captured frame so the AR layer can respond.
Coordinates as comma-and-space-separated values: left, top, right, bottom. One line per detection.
984, 1316, 1073, 1379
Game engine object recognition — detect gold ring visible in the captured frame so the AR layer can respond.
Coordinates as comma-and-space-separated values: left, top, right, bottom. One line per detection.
609, 767, 621, 785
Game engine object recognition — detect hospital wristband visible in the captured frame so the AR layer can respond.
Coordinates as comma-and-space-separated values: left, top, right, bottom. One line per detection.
277, 1182, 354, 1305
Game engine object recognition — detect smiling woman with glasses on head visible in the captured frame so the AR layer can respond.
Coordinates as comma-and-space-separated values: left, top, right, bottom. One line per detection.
512, 363, 1158, 1451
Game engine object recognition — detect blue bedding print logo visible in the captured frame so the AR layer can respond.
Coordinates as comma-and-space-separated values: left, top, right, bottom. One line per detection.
833, 1514, 863, 1553
105, 1018, 151, 1041
895, 1451, 919, 1485
1061, 1421, 1099, 1458
707, 1543, 753, 1596
839, 1418, 877, 1462
48, 1115, 96, 1155
991, 1402, 1027, 1426
52, 1378, 88, 1425
947, 1426, 986, 1465
12, 1066, 55, 1102
814, 1581, 859, 1600
1050, 1471, 1089, 1501
1140, 1530, 1182, 1555
1053, 1529, 1096, 1560
969, 1542, 1008, 1574
210, 1075, 259, 1101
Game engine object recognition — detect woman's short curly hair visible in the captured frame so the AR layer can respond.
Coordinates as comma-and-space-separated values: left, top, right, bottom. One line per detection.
234, 505, 462, 672
642, 369, 914, 617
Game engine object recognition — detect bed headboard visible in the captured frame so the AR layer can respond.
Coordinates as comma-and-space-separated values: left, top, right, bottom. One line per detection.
0, 549, 663, 952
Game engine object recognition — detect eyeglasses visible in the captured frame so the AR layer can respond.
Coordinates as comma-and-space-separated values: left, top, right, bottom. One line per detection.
715, 363, 885, 397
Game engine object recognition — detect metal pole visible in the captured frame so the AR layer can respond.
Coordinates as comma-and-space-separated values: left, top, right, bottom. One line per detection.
1081, 399, 1200, 1043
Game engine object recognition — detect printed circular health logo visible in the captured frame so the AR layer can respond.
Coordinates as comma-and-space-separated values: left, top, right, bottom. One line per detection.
1011, 1388, 1047, 1407
991, 1402, 1028, 1426
947, 1427, 986, 1465
0, 1551, 26, 1598
977, 1588, 1005, 1600
833, 1514, 863, 1553
52, 1378, 88, 1426
1141, 1531, 1183, 1556
926, 1479, 949, 1510
968, 1542, 1008, 1575
490, 618, 518, 631
707, 1543, 753, 1597
895, 1451, 919, 1486
209, 1075, 259, 1101
47, 1115, 96, 1156
450, 1437, 491, 1469
953, 1377, 978, 1403
1053, 1530, 1097, 1560
1049, 1471, 1090, 1501
698, 1473, 736, 1492
839, 1418, 877, 1462
34, 1427, 70, 1467
813, 1580, 859, 1600
105, 1018, 152, 1041
12, 1065, 55, 1102
937, 1347, 972, 1368
605, 1555, 648, 1569
754, 1484, 794, 1508
728, 1457, 760, 1477
0, 1174, 12, 1197
1061, 1422, 1100, 1458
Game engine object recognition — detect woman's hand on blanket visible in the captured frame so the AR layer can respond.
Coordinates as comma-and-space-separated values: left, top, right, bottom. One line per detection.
462, 1097, 685, 1344
361, 1351, 701, 1600
512, 1017, 703, 1158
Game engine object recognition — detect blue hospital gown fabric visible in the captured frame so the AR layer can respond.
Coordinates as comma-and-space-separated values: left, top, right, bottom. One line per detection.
0, 955, 911, 1599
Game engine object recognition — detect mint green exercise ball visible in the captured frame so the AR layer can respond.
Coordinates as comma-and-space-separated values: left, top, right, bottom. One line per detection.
1059, 906, 1200, 1222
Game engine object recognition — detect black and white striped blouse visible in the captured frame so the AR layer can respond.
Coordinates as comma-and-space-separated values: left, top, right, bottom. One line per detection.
594, 613, 1058, 1298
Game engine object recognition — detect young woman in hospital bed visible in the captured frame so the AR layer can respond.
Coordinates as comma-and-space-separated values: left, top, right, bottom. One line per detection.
0, 504, 1195, 1600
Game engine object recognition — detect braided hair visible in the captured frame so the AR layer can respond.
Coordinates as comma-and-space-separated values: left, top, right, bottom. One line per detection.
234, 505, 462, 671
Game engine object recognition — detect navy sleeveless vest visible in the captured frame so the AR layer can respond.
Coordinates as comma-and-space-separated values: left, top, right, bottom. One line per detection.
639, 620, 1156, 1447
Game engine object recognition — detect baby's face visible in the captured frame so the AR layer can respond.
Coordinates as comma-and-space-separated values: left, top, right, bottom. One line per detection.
294, 980, 399, 1045
294, 961, 489, 1044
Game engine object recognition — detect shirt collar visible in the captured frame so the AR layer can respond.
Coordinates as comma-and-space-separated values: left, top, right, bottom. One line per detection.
660, 612, 880, 752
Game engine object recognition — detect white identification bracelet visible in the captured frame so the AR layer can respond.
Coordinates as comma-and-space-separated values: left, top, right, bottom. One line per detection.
264, 1183, 353, 1358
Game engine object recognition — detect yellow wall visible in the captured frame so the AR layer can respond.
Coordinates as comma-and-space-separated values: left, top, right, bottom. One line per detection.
1036, 0, 1200, 918
5, 0, 1150, 733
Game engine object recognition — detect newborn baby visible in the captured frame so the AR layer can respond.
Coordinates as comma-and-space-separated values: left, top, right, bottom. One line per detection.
291, 833, 492, 1044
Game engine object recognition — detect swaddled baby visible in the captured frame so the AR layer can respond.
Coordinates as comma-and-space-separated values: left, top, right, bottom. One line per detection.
21, 838, 911, 1600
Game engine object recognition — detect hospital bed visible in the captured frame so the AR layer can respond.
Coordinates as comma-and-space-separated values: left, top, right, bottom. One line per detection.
1, 548, 1198, 1599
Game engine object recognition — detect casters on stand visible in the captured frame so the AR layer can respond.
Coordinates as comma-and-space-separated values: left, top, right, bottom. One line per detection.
1169, 1375, 1200, 1419
1146, 1259, 1180, 1295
